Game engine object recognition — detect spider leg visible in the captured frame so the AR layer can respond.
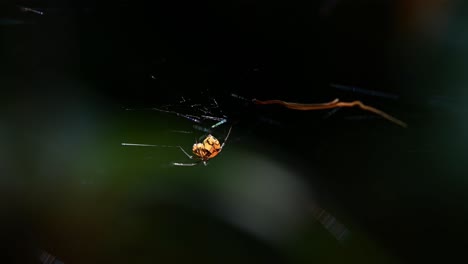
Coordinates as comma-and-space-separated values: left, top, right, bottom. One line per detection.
176, 145, 193, 159
121, 143, 193, 159
211, 119, 227, 128
172, 159, 208, 166
200, 115, 228, 129
172, 162, 199, 167
201, 115, 225, 121
220, 125, 233, 149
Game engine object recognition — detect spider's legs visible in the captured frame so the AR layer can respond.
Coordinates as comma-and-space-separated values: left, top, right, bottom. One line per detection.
211, 119, 227, 128
201, 115, 228, 128
220, 126, 233, 149
172, 162, 199, 167
176, 145, 193, 159
174, 161, 207, 166
121, 143, 193, 159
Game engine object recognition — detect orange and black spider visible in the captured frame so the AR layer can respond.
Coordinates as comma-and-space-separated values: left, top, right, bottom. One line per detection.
176, 125, 232, 166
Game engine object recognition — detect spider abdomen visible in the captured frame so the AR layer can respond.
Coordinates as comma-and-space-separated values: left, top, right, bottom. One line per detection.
192, 134, 222, 161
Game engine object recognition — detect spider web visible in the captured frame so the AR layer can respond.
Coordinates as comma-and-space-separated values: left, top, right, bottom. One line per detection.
121, 89, 351, 243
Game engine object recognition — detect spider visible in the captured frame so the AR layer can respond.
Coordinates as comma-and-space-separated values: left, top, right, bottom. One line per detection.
122, 126, 233, 166
174, 125, 233, 166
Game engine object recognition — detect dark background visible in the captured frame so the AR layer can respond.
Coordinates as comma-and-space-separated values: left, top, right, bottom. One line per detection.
1, 0, 468, 263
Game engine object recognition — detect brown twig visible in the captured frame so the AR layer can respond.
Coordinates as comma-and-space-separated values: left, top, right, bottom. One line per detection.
253, 98, 407, 128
